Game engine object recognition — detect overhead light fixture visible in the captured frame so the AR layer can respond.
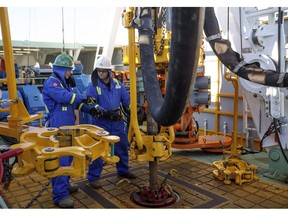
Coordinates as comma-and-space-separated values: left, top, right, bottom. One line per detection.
12, 48, 21, 51
14, 51, 30, 54
23, 48, 40, 51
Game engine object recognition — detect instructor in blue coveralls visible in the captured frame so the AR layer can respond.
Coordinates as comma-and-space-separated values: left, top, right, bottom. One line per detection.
85, 56, 136, 189
42, 54, 95, 208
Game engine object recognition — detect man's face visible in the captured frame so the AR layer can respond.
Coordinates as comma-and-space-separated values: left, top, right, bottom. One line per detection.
64, 70, 72, 79
97, 69, 109, 80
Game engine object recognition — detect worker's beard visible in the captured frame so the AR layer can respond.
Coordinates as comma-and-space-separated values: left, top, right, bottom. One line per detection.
65, 75, 76, 87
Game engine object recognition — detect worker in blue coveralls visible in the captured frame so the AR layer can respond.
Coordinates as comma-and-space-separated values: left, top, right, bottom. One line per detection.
85, 56, 136, 189
42, 53, 97, 208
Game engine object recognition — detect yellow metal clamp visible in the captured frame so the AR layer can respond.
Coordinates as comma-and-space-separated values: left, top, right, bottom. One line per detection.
11, 124, 119, 178
213, 158, 258, 185
129, 129, 173, 162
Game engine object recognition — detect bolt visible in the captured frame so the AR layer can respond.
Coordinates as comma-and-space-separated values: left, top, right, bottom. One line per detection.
45, 147, 54, 152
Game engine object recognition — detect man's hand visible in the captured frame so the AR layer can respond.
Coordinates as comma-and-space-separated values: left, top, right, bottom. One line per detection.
103, 109, 122, 121
89, 107, 102, 118
85, 96, 97, 106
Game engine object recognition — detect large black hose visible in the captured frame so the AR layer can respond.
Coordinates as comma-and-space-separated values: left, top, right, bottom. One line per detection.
204, 7, 288, 87
137, 7, 205, 126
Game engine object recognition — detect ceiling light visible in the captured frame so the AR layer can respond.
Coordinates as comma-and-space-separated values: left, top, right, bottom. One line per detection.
14, 51, 30, 54
23, 48, 40, 51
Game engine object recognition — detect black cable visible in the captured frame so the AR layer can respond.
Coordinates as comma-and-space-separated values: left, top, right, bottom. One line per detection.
259, 122, 275, 152
120, 104, 130, 129
194, 118, 199, 136
0, 135, 18, 145
273, 118, 288, 164
120, 104, 130, 119
243, 122, 276, 155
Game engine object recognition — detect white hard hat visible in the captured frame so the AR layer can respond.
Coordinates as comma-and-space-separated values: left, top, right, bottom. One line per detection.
95, 56, 112, 69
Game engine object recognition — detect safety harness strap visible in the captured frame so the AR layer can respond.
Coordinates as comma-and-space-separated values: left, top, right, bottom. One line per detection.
206, 33, 222, 42
277, 73, 285, 87
233, 61, 247, 73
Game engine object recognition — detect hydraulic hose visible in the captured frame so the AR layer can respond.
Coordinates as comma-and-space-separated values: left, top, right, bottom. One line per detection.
273, 118, 288, 164
204, 7, 288, 87
137, 7, 205, 126
0, 148, 23, 186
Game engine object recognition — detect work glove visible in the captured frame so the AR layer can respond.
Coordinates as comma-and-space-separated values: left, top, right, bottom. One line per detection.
85, 96, 97, 106
122, 105, 144, 121
103, 109, 122, 121
123, 104, 143, 116
89, 107, 102, 118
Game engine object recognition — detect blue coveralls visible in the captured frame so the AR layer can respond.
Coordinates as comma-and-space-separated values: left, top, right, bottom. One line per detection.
42, 65, 90, 204
85, 71, 130, 181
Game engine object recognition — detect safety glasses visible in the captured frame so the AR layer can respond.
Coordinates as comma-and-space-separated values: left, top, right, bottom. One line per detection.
97, 69, 108, 73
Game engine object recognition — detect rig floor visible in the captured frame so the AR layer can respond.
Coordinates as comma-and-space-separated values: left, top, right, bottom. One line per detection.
1, 149, 288, 209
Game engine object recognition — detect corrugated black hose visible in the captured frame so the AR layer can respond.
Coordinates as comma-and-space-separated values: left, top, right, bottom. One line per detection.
137, 7, 205, 126
204, 7, 288, 87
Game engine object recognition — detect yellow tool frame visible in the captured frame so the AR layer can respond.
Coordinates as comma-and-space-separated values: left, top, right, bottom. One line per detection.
12, 124, 120, 179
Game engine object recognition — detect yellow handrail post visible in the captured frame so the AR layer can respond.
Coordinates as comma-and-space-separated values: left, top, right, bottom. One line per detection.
125, 7, 143, 150
0, 7, 18, 117
224, 71, 239, 156
0, 7, 43, 139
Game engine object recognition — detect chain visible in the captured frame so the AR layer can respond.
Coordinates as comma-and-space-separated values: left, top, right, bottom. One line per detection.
23, 180, 50, 209
158, 169, 177, 193
153, 7, 166, 57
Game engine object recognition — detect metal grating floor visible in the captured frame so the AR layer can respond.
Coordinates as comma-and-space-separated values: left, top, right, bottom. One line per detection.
1, 150, 288, 209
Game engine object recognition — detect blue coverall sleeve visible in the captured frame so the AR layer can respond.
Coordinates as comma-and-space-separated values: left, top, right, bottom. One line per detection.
79, 102, 92, 113
46, 79, 86, 105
